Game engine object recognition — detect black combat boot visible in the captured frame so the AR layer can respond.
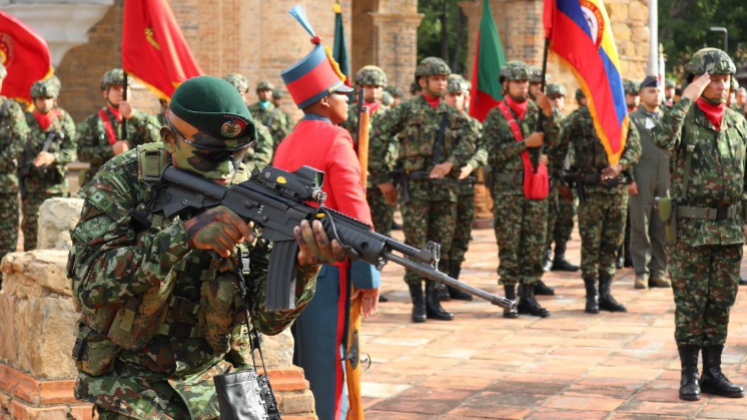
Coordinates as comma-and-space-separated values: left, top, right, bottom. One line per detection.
598, 274, 627, 312
378, 294, 389, 303
425, 281, 454, 321
517, 283, 550, 317
678, 345, 701, 401
408, 283, 426, 323
503, 285, 518, 319
446, 266, 473, 301
543, 247, 553, 272
700, 345, 745, 398
583, 278, 599, 314
551, 242, 579, 272
534, 279, 555, 296
740, 277, 747, 286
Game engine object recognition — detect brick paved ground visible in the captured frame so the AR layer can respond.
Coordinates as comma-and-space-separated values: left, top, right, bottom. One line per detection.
361, 227, 747, 420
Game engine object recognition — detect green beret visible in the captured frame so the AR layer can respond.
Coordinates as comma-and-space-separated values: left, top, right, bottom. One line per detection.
170, 76, 257, 145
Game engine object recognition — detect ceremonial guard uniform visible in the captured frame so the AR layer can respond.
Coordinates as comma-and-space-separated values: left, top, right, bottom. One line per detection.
21, 76, 76, 250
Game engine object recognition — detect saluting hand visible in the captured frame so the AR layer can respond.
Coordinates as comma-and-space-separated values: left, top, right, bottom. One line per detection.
683, 73, 711, 102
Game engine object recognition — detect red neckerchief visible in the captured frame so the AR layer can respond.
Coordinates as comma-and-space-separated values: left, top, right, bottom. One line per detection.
628, 105, 637, 113
696, 98, 726, 131
422, 92, 441, 109
107, 105, 123, 123
364, 101, 381, 115
504, 95, 528, 120
33, 109, 60, 131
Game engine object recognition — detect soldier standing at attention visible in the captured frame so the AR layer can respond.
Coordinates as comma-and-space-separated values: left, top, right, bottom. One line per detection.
0, 63, 30, 287
528, 65, 546, 102
483, 61, 559, 318
628, 76, 671, 290
558, 88, 641, 315
271, 88, 293, 126
222, 73, 274, 172
651, 48, 746, 401
75, 69, 160, 185
20, 76, 76, 251
664, 78, 677, 107
249, 81, 291, 150
441, 74, 483, 301
69, 75, 342, 419
370, 57, 479, 323
616, 79, 641, 269
385, 85, 403, 107
544, 83, 579, 273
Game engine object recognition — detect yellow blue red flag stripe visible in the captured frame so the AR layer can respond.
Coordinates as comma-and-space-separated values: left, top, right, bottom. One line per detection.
544, 0, 629, 164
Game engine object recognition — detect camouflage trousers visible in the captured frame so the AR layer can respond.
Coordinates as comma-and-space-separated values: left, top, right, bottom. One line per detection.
0, 192, 19, 286
368, 187, 395, 237
402, 198, 457, 285
670, 242, 741, 347
546, 185, 575, 249
493, 194, 548, 286
447, 191, 475, 272
578, 191, 628, 279
22, 191, 62, 251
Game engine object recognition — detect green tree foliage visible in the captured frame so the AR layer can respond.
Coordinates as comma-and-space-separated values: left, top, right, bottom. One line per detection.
417, 0, 469, 75
660, 0, 747, 82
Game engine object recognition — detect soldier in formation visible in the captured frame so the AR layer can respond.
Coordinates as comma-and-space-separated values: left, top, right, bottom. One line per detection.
664, 78, 677, 108
20, 76, 77, 250
370, 57, 479, 322
248, 81, 291, 150
69, 76, 342, 419
385, 85, 403, 107
75, 68, 160, 184
651, 48, 746, 401
483, 61, 559, 319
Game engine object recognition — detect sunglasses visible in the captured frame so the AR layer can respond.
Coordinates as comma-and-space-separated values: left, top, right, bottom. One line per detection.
166, 116, 252, 164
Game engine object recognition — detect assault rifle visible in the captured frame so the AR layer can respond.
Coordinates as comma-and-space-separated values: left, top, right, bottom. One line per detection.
152, 165, 516, 312
18, 131, 62, 199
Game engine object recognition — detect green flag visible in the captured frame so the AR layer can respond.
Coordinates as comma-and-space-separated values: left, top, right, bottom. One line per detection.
333, 0, 351, 85
468, 0, 506, 122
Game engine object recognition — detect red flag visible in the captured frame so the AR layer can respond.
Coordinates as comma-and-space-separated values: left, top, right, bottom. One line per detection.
122, 0, 203, 100
0, 10, 53, 105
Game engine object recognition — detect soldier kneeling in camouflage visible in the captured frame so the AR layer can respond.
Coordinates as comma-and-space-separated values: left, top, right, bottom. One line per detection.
652, 48, 746, 401
68, 76, 343, 419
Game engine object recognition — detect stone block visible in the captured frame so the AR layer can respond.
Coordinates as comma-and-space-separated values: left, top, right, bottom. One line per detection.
256, 329, 294, 369
38, 380, 77, 405
607, 2, 628, 20
629, 1, 648, 21
0, 296, 17, 365
277, 391, 315, 415
27, 298, 78, 380
68, 405, 95, 420
1, 251, 71, 299
8, 400, 67, 420
36, 198, 84, 251
613, 22, 632, 41
632, 25, 650, 43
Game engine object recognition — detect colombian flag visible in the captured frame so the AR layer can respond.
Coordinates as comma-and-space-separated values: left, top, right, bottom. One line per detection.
544, 0, 628, 165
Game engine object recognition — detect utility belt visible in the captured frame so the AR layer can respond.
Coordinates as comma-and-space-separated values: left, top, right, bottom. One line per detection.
562, 171, 630, 203
655, 197, 742, 245
392, 169, 475, 203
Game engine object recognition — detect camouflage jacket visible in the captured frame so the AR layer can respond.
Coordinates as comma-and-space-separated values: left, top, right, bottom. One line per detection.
546, 111, 569, 179
341, 104, 395, 189
651, 98, 747, 247
243, 122, 274, 173
69, 146, 318, 419
558, 105, 642, 195
458, 115, 484, 195
20, 108, 77, 195
76, 108, 161, 184
0, 96, 30, 193
248, 102, 291, 150
482, 100, 562, 197
369, 95, 479, 202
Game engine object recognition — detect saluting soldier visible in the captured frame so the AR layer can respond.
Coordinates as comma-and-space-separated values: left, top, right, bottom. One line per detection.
370, 57, 479, 323
20, 76, 76, 251
75, 69, 160, 184
651, 48, 746, 401
248, 81, 291, 150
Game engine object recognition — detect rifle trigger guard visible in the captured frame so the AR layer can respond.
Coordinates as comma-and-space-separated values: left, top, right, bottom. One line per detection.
423, 241, 445, 290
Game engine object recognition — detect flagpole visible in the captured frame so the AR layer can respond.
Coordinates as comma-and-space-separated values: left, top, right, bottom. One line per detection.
121, 71, 128, 141
532, 37, 550, 174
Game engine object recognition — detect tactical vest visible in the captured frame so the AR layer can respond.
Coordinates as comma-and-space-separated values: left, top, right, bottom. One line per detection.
69, 143, 252, 376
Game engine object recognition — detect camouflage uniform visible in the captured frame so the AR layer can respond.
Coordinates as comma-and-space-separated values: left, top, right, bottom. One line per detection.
222, 74, 274, 172
651, 48, 746, 401
370, 57, 478, 322
0, 64, 30, 283
76, 69, 161, 185
558, 103, 641, 313
21, 77, 77, 250
248, 81, 291, 150
483, 61, 561, 317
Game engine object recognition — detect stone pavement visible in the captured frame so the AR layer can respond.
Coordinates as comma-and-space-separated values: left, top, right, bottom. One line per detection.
360, 227, 747, 420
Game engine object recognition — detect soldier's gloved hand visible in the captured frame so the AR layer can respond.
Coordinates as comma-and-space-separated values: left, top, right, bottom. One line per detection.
601, 164, 623, 181
379, 182, 398, 205
112, 140, 130, 155
459, 163, 474, 180
683, 72, 711, 102
294, 219, 345, 267
627, 181, 639, 196
525, 132, 544, 148
33, 151, 55, 167
558, 185, 573, 202
430, 162, 453, 179
184, 206, 254, 258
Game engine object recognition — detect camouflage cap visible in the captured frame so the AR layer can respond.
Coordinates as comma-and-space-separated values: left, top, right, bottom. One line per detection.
355, 65, 387, 87
384, 85, 403, 98
415, 57, 451, 78
546, 82, 567, 97
447, 74, 468, 93
499, 61, 530, 83
528, 65, 549, 84
381, 91, 394, 106
101, 68, 125, 90
576, 88, 585, 101
222, 73, 249, 94
665, 78, 676, 88
686, 48, 736, 78
731, 76, 739, 92
30, 76, 61, 98
256, 81, 275, 92
0, 63, 6, 80
623, 79, 640, 95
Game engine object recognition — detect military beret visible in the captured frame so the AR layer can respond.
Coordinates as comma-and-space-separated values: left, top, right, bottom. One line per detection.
640, 75, 659, 90
170, 76, 257, 144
